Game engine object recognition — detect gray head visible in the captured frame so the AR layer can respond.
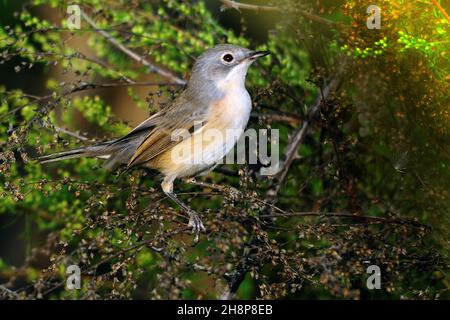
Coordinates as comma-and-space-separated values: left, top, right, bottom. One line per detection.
187, 44, 270, 97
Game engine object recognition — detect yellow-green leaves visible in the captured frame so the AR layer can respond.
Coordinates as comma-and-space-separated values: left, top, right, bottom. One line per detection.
73, 95, 112, 127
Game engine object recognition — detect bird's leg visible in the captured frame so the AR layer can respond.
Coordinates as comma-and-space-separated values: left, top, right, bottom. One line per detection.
164, 191, 205, 242
161, 176, 205, 243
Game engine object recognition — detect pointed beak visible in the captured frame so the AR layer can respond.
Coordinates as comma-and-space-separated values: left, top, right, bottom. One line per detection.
248, 50, 271, 59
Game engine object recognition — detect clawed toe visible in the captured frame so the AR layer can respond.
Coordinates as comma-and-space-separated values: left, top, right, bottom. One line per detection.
188, 212, 206, 243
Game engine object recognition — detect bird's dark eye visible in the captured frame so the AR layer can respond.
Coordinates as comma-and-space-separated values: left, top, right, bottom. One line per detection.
222, 53, 234, 63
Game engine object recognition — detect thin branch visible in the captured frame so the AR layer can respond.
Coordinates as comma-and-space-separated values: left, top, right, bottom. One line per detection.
53, 126, 89, 141
219, 0, 337, 25
258, 212, 427, 228
266, 78, 340, 203
0, 284, 20, 299
76, 51, 135, 84
69, 80, 182, 93
431, 0, 450, 24
220, 0, 280, 13
80, 11, 187, 85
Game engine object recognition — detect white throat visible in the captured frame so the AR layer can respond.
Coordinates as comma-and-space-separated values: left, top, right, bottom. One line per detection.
214, 62, 252, 132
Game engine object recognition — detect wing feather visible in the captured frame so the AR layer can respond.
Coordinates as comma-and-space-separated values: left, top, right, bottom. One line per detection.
127, 95, 208, 168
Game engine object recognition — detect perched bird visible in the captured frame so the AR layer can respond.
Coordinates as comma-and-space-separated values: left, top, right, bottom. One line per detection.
38, 44, 270, 241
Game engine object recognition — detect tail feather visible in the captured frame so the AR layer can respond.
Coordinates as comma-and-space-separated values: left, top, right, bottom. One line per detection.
37, 143, 112, 164
38, 127, 150, 169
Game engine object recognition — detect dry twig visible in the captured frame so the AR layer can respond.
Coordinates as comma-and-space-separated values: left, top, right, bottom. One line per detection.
266, 78, 340, 203
81, 11, 187, 85
219, 0, 336, 25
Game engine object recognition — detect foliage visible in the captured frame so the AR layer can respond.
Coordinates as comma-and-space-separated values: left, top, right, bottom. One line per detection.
0, 0, 448, 299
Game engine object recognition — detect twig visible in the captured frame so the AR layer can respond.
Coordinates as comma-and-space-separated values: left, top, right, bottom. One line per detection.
219, 0, 336, 25
0, 284, 20, 299
53, 126, 89, 141
258, 212, 426, 228
431, 0, 450, 24
69, 81, 181, 93
80, 11, 187, 85
76, 51, 135, 84
220, 0, 280, 13
267, 78, 340, 203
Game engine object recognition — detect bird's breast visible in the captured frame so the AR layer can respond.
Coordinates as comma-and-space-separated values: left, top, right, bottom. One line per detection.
208, 84, 251, 130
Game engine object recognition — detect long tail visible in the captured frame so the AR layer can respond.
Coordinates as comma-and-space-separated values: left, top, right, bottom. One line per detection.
38, 120, 155, 168
37, 142, 113, 164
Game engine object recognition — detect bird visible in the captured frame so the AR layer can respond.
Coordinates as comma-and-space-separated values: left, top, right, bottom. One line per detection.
38, 44, 270, 242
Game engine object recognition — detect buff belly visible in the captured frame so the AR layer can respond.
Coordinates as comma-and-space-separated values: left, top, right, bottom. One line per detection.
148, 86, 252, 179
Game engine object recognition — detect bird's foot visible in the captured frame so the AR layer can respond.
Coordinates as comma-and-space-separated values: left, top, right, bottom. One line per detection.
188, 211, 206, 243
